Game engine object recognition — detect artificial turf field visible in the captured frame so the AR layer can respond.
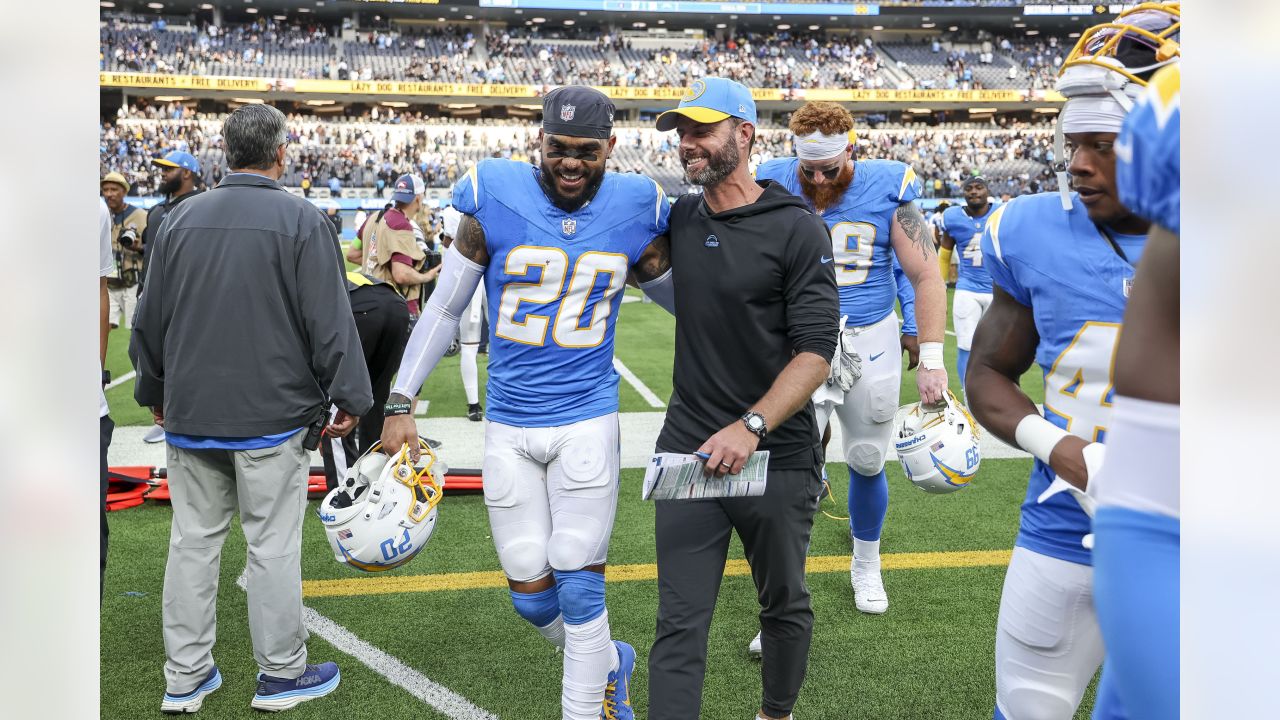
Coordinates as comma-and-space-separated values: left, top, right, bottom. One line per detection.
101, 288, 1098, 718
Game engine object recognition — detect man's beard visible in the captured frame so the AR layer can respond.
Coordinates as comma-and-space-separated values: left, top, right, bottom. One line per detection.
158, 176, 183, 196
683, 135, 740, 187
798, 161, 853, 211
538, 162, 604, 213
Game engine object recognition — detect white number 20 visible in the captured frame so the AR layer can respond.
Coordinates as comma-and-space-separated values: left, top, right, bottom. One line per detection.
496, 246, 629, 348
1043, 321, 1122, 443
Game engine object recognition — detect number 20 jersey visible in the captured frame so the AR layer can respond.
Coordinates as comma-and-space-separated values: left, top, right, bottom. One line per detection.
452, 159, 669, 427
981, 193, 1145, 565
755, 158, 921, 327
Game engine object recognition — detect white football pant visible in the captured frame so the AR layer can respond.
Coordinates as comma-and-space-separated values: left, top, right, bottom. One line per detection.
812, 312, 903, 476
994, 547, 1104, 720
952, 289, 993, 352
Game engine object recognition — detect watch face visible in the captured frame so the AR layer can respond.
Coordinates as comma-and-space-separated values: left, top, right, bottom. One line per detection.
746, 415, 763, 430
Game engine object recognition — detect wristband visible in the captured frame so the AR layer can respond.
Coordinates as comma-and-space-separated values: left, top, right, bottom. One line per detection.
383, 401, 413, 417
919, 342, 944, 370
1015, 413, 1070, 465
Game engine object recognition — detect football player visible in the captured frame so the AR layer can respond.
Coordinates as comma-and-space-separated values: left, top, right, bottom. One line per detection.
939, 176, 999, 394
756, 101, 949, 614
965, 6, 1179, 718
1091, 16, 1181, 720
382, 86, 671, 720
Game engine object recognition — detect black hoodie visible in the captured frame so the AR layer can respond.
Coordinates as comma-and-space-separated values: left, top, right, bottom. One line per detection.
656, 180, 838, 469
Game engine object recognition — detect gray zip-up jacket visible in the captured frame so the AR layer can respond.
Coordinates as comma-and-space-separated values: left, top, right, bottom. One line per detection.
131, 173, 373, 436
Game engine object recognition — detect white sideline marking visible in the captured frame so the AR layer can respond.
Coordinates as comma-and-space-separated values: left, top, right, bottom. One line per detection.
106, 370, 136, 390
613, 357, 664, 408
236, 571, 497, 720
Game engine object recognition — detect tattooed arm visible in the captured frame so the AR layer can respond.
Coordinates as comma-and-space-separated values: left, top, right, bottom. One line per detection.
629, 235, 676, 314
890, 202, 949, 404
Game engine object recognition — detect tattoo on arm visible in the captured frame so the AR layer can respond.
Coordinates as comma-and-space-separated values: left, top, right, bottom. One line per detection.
632, 235, 672, 283
454, 214, 490, 265
895, 203, 937, 263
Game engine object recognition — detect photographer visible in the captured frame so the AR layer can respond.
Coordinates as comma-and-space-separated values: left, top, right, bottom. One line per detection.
101, 172, 148, 329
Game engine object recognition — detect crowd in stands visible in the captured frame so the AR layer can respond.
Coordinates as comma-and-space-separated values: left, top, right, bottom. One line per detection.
102, 101, 1059, 199
101, 15, 1071, 92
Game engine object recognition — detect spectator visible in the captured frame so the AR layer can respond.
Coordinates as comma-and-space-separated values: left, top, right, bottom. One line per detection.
98, 198, 114, 599
130, 103, 372, 713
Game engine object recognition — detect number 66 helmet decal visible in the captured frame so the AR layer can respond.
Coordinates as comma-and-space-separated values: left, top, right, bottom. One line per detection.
319, 438, 444, 572
894, 390, 982, 494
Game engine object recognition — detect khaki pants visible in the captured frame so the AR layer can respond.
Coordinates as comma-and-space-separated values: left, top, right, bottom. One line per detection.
162, 431, 310, 693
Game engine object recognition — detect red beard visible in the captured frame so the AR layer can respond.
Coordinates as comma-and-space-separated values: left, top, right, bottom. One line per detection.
799, 162, 854, 211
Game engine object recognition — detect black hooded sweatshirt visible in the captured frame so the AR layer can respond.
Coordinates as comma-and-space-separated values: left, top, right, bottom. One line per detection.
656, 179, 839, 469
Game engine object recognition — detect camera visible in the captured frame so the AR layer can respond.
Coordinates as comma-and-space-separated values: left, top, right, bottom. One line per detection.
119, 226, 140, 250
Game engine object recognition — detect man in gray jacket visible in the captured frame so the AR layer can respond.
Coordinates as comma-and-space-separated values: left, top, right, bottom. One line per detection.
131, 103, 373, 714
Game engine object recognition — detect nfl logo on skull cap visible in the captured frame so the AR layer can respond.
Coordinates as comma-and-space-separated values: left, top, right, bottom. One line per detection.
560, 104, 576, 122
562, 218, 577, 235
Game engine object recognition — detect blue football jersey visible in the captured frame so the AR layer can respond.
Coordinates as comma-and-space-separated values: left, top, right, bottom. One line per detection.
1118, 63, 1180, 235
756, 158, 921, 327
981, 193, 1144, 565
942, 203, 999, 293
452, 159, 669, 427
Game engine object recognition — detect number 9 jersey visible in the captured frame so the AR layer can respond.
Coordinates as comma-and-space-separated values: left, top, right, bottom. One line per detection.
980, 193, 1146, 565
755, 158, 921, 327
452, 159, 669, 427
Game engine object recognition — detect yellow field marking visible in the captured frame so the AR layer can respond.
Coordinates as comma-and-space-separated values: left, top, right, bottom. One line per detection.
303, 549, 1011, 599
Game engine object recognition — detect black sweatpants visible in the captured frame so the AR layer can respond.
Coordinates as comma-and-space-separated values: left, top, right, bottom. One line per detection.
323, 285, 410, 489
648, 450, 824, 719
100, 413, 114, 599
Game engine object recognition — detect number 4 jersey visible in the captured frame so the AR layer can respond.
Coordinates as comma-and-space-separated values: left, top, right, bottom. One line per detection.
981, 193, 1146, 565
755, 158, 920, 327
452, 159, 669, 427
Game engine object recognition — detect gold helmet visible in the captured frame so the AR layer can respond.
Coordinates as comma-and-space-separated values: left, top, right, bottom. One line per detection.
1060, 2, 1180, 88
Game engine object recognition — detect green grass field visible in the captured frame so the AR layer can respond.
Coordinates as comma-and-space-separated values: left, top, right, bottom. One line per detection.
101, 283, 1078, 718
102, 459, 1096, 719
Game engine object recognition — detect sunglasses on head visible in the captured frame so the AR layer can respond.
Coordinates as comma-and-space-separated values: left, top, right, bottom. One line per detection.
799, 162, 843, 182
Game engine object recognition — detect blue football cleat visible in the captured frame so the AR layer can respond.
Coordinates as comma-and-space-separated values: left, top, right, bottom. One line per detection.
160, 665, 222, 714
250, 662, 341, 712
602, 640, 635, 719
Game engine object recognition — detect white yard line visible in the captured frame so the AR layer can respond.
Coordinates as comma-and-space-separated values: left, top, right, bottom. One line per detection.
236, 571, 498, 720
106, 370, 136, 390
613, 358, 665, 408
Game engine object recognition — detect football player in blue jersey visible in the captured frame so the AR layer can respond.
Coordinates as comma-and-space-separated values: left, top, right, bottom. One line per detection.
755, 101, 949, 614
939, 176, 999, 394
966, 7, 1178, 718
382, 86, 672, 720
1089, 7, 1181, 719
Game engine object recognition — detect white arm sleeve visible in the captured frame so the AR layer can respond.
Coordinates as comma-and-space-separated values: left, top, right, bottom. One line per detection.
390, 244, 486, 398
638, 268, 675, 315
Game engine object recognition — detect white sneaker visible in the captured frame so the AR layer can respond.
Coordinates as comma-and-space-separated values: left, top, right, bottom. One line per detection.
747, 631, 762, 658
144, 425, 166, 443
851, 557, 888, 614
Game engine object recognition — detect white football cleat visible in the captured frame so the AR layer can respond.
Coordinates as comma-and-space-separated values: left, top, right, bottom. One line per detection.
747, 631, 762, 658
851, 557, 888, 614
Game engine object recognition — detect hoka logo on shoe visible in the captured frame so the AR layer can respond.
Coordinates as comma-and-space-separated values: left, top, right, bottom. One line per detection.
296, 674, 320, 687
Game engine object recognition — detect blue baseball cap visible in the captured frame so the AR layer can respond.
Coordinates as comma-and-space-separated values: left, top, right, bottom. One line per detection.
655, 77, 757, 132
151, 151, 202, 174
390, 174, 425, 204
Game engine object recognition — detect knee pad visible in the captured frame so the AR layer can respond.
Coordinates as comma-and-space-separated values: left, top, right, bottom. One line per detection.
547, 522, 605, 571
499, 537, 551, 584
553, 569, 606, 625
847, 442, 887, 477
510, 585, 560, 628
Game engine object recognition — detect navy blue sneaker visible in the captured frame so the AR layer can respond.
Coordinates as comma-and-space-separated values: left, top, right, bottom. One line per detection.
161, 666, 222, 713
601, 641, 635, 719
250, 662, 340, 712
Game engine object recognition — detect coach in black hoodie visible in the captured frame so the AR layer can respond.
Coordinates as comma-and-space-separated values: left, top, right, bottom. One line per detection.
646, 78, 838, 720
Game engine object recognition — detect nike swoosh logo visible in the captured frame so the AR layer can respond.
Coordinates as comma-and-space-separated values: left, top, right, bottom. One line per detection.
820, 256, 834, 264
869, 351, 885, 361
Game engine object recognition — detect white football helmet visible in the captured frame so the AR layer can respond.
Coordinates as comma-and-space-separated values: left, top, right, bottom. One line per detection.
318, 438, 444, 572
894, 390, 982, 494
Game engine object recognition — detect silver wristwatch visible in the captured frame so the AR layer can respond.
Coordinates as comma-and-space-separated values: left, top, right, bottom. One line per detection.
740, 411, 768, 440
